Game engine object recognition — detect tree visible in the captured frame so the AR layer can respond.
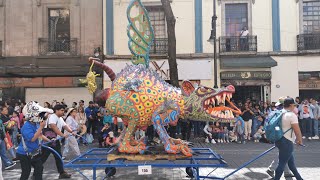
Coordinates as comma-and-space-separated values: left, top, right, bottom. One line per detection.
161, 0, 179, 87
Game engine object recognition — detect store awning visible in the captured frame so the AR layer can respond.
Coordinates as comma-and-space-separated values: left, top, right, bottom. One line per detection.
220, 57, 277, 69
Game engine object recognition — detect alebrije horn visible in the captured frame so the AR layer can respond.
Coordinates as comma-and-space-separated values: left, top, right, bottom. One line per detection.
88, 57, 116, 81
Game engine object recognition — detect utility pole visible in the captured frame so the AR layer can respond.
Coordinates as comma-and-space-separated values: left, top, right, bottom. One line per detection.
208, 0, 218, 88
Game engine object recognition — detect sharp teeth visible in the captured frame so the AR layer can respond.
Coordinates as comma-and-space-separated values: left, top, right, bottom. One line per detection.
211, 111, 215, 115
216, 96, 220, 104
213, 111, 219, 116
206, 110, 210, 113
227, 93, 231, 100
212, 98, 215, 106
230, 110, 234, 118
222, 93, 226, 104
230, 93, 232, 99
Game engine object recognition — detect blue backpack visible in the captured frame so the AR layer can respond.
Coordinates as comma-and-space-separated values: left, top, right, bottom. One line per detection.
264, 110, 291, 143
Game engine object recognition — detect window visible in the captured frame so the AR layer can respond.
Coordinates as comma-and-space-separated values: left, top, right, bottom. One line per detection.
145, 6, 168, 54
48, 9, 70, 52
145, 6, 166, 38
303, 1, 320, 33
225, 4, 248, 36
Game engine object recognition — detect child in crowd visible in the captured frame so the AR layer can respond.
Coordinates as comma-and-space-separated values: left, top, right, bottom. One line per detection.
99, 123, 112, 148
234, 113, 245, 144
214, 122, 224, 143
10, 111, 20, 147
203, 122, 216, 144
223, 126, 229, 143
229, 131, 237, 142
105, 131, 118, 147
253, 125, 265, 142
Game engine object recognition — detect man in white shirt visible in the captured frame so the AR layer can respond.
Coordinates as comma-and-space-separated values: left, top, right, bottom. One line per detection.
274, 98, 303, 180
41, 104, 75, 179
240, 26, 249, 51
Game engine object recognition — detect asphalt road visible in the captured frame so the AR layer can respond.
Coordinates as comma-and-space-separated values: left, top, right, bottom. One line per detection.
3, 139, 320, 180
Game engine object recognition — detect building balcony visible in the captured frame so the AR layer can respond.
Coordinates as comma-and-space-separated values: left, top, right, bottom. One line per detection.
38, 38, 78, 56
219, 36, 257, 54
150, 38, 168, 55
297, 34, 320, 52
0, 41, 2, 57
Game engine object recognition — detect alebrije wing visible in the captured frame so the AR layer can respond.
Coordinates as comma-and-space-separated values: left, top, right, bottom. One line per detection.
127, 0, 155, 68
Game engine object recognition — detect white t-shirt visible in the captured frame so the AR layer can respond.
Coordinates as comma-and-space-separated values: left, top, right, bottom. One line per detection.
48, 113, 67, 137
282, 111, 298, 142
240, 30, 249, 37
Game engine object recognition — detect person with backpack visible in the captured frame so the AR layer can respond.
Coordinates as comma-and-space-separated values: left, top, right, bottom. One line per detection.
268, 97, 303, 180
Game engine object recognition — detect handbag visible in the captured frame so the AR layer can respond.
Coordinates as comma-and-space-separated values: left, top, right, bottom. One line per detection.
21, 135, 41, 160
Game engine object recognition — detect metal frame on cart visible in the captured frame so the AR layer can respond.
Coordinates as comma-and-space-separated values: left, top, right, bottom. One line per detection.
42, 140, 276, 180
63, 147, 229, 180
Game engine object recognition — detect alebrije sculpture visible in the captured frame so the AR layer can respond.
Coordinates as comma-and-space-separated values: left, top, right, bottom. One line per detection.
89, 0, 241, 157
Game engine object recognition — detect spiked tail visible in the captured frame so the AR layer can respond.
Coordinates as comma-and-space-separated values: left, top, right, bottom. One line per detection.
88, 57, 116, 81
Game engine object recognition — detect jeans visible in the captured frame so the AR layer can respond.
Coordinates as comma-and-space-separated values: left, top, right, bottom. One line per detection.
12, 126, 19, 147
313, 119, 319, 136
274, 137, 303, 180
41, 141, 64, 174
301, 118, 312, 138
244, 120, 252, 138
0, 139, 13, 167
17, 153, 43, 180
237, 133, 245, 143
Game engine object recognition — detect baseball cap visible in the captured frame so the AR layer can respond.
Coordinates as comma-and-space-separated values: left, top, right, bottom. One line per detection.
284, 97, 297, 107
275, 96, 286, 107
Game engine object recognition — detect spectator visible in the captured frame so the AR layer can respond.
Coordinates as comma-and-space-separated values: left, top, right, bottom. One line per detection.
234, 113, 245, 144
85, 101, 98, 136
253, 125, 265, 142
298, 100, 314, 140
106, 131, 118, 147
203, 122, 216, 144
44, 102, 51, 109
0, 117, 16, 170
180, 118, 192, 141
241, 103, 254, 140
62, 108, 81, 160
71, 102, 77, 109
222, 126, 229, 143
10, 111, 20, 147
99, 123, 112, 148
41, 104, 74, 179
310, 99, 320, 139
78, 100, 85, 109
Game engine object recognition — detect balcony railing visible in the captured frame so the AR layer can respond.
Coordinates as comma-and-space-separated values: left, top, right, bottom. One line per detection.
38, 38, 78, 56
219, 36, 257, 53
297, 34, 320, 51
0, 41, 2, 57
150, 38, 168, 55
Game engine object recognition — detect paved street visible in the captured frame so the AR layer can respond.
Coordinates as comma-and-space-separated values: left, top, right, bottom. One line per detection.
3, 140, 320, 180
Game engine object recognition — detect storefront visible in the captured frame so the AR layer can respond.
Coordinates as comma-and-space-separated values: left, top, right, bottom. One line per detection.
299, 71, 320, 100
220, 71, 272, 102
220, 56, 277, 103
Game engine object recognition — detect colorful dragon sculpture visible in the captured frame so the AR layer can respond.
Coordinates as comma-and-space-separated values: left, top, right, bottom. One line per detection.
89, 0, 241, 157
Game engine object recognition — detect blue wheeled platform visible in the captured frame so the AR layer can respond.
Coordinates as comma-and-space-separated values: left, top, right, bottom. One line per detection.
42, 138, 276, 180
63, 147, 228, 180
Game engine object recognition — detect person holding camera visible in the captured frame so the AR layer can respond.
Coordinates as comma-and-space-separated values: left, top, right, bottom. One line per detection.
16, 101, 52, 180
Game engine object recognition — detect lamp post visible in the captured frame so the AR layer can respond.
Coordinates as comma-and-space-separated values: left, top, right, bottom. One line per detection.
208, 0, 218, 89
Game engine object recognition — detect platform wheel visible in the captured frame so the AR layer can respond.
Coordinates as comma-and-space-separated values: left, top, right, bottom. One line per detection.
105, 167, 116, 177
186, 167, 196, 178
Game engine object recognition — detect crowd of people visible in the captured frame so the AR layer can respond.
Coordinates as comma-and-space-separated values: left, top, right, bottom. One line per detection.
0, 96, 318, 179
202, 97, 320, 145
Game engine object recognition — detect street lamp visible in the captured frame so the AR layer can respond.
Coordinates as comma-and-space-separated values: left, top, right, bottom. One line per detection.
208, 0, 218, 89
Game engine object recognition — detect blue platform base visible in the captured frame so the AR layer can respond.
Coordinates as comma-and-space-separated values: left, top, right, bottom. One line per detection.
64, 147, 228, 180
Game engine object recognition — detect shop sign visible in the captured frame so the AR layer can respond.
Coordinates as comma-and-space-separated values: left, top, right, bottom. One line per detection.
221, 71, 272, 80
299, 80, 320, 89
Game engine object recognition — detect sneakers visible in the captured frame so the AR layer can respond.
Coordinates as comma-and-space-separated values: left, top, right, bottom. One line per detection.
62, 156, 66, 160
284, 172, 294, 178
302, 136, 306, 139
211, 139, 216, 144
308, 137, 312, 140
5, 162, 16, 170
312, 135, 319, 140
59, 171, 71, 179
205, 137, 209, 143
12, 158, 20, 163
266, 169, 275, 178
